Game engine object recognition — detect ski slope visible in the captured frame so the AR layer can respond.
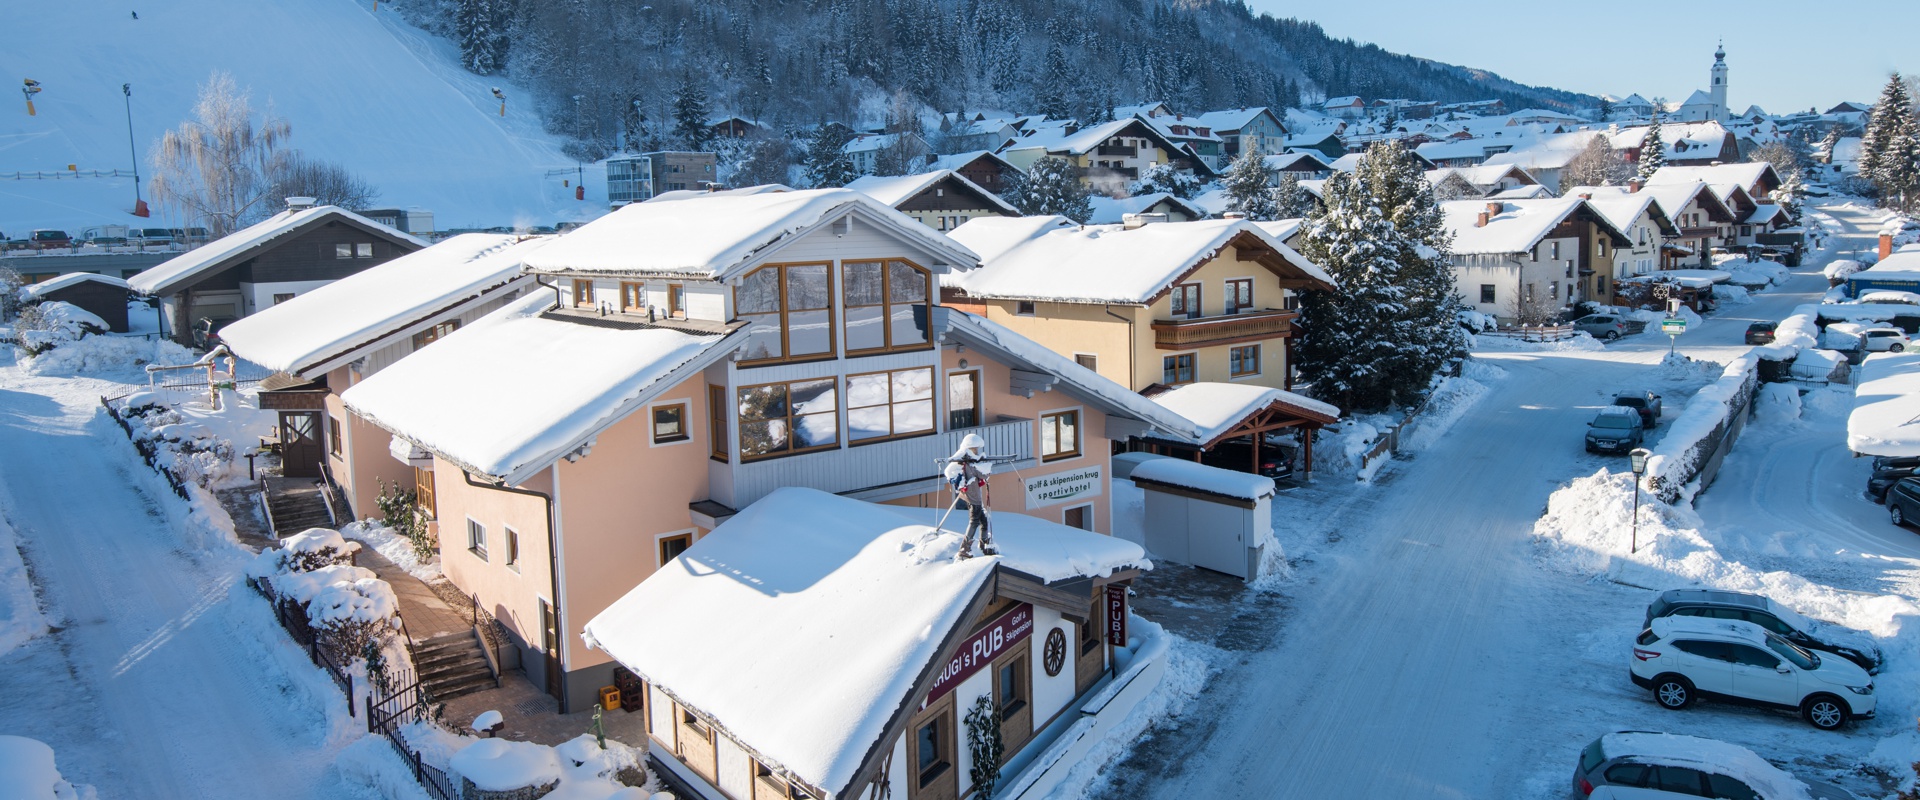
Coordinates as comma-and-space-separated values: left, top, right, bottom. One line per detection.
0, 0, 603, 233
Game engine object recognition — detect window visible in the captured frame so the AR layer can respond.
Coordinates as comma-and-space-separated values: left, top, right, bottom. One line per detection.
328, 415, 343, 456
1224, 279, 1254, 314
1549, 281, 1558, 300
1479, 284, 1496, 304
1074, 354, 1097, 371
652, 403, 689, 444
948, 371, 980, 429
1040, 410, 1080, 461
668, 284, 686, 319
737, 379, 838, 459
412, 320, 459, 349
273, 292, 296, 304
1706, 774, 1760, 800
1525, 283, 1535, 301
1015, 301, 1036, 316
737, 264, 833, 363
1727, 644, 1779, 669
1064, 505, 1092, 530
467, 519, 487, 560
1652, 766, 1706, 795
573, 279, 596, 308
335, 243, 353, 259
847, 368, 935, 442
754, 761, 808, 800
1550, 241, 1560, 260
620, 282, 645, 313
1169, 283, 1201, 319
912, 708, 954, 789
1597, 239, 1607, 257
1603, 764, 1649, 788
658, 533, 692, 566
1229, 345, 1261, 378
1530, 245, 1539, 262
1598, 275, 1608, 294
1163, 354, 1195, 385
357, 242, 374, 258
414, 466, 436, 520
708, 385, 728, 460
844, 260, 931, 354
996, 655, 1029, 720
505, 527, 520, 570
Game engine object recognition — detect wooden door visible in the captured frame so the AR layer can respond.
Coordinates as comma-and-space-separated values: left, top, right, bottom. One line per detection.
278, 412, 321, 478
540, 598, 562, 700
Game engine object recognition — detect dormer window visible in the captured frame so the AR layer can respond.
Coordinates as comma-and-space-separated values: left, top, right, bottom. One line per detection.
844, 260, 931, 355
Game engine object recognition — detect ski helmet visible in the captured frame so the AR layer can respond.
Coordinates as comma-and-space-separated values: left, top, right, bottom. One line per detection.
960, 433, 986, 453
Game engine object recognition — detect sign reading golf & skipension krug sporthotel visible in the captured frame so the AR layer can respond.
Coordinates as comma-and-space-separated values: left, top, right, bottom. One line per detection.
1025, 466, 1101, 509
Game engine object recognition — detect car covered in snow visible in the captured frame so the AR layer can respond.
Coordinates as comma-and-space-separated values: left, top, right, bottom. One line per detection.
1573, 313, 1633, 341
1630, 617, 1874, 730
1612, 391, 1663, 429
1571, 731, 1856, 799
1866, 456, 1920, 503
1744, 322, 1776, 345
1585, 406, 1646, 453
1860, 327, 1910, 353
1645, 589, 1882, 674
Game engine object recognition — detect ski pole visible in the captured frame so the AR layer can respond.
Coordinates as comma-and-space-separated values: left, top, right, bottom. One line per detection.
930, 490, 967, 533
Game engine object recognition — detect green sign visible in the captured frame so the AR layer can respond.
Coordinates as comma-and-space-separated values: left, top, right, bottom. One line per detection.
1661, 318, 1688, 335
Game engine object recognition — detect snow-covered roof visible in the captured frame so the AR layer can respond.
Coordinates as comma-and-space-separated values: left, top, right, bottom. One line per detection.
1747, 204, 1786, 225
217, 234, 547, 376
1641, 181, 1733, 222
1443, 198, 1599, 255
581, 487, 1147, 799
127, 205, 425, 296
21, 271, 129, 298
1446, 163, 1539, 188
1848, 352, 1920, 456
1265, 151, 1330, 172
1085, 192, 1207, 224
341, 293, 750, 484
1677, 89, 1717, 109
1253, 218, 1305, 243
1129, 458, 1275, 501
645, 184, 793, 204
843, 170, 1017, 215
521, 188, 979, 280
1145, 381, 1339, 445
1490, 185, 1554, 200
938, 215, 1076, 268
1856, 252, 1920, 281
926, 150, 1020, 174
1648, 163, 1777, 192
946, 218, 1334, 304
1564, 188, 1674, 235
1192, 107, 1278, 133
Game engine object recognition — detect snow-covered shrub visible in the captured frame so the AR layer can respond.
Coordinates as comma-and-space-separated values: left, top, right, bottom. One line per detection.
305, 577, 400, 669
375, 479, 433, 562
109, 391, 274, 490
280, 528, 360, 572
12, 301, 107, 356
21, 334, 195, 376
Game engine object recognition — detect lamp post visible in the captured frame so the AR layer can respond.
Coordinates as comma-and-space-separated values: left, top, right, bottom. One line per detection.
1629, 447, 1651, 553
571, 94, 587, 201
123, 83, 149, 217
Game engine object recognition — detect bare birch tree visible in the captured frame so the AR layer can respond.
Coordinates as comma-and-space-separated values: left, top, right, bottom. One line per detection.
149, 72, 294, 236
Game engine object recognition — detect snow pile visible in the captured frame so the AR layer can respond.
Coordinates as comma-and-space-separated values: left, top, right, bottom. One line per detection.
1658, 351, 1722, 383
18, 335, 196, 377
433, 733, 650, 799
12, 301, 109, 356
1824, 259, 1863, 282
1753, 383, 1802, 426
1472, 332, 1604, 352
0, 510, 46, 657
1456, 310, 1496, 333
1711, 283, 1752, 305
110, 391, 276, 490
1624, 304, 1705, 328
1714, 257, 1789, 287
1772, 313, 1821, 351
451, 739, 562, 792
1643, 353, 1757, 503
0, 736, 96, 800
341, 519, 442, 582
1858, 290, 1920, 306
245, 528, 361, 577
302, 575, 400, 630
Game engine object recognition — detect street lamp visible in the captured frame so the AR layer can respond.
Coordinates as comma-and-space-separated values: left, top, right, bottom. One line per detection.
1628, 447, 1651, 553
123, 83, 149, 217
571, 94, 586, 201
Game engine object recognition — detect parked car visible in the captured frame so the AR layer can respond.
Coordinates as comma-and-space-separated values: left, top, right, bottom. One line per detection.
1630, 617, 1875, 730
1586, 407, 1646, 453
1745, 322, 1776, 345
1574, 313, 1632, 340
1201, 438, 1296, 480
1885, 476, 1920, 529
1645, 589, 1882, 674
29, 229, 71, 250
1572, 731, 1856, 799
1866, 457, 1920, 503
133, 227, 176, 246
1612, 391, 1663, 429
1861, 328, 1910, 353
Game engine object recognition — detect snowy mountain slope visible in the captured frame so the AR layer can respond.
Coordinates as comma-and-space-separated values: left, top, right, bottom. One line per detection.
0, 0, 603, 233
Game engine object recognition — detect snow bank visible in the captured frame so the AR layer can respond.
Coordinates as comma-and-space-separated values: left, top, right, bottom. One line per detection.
1643, 353, 1757, 503
1753, 383, 1802, 426
0, 736, 96, 800
1824, 259, 1863, 282
0, 510, 46, 657
1711, 283, 1752, 305
1130, 459, 1275, 501
1847, 352, 1920, 456
1472, 332, 1604, 352
110, 391, 276, 490
18, 333, 195, 377
451, 739, 562, 792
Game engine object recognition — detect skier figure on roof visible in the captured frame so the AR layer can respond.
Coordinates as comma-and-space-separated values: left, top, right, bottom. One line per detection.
943, 433, 997, 559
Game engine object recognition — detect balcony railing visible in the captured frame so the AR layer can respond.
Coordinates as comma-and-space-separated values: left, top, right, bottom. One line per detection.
1095, 144, 1138, 156
1151, 308, 1296, 350
727, 416, 1033, 509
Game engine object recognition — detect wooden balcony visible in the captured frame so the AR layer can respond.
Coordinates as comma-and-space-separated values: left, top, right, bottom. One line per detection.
727, 416, 1034, 509
1152, 308, 1296, 350
1095, 144, 1139, 156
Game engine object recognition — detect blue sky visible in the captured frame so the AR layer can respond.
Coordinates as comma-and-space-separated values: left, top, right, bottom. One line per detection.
1248, 1, 1917, 113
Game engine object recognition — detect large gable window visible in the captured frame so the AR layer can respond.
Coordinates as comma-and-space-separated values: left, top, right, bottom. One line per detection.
847, 367, 934, 442
737, 264, 834, 363
844, 260, 931, 354
737, 379, 838, 460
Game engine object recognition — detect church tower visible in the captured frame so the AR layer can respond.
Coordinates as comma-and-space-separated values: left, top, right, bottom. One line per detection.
1709, 42, 1729, 122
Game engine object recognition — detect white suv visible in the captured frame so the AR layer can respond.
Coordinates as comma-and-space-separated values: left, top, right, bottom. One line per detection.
1862, 327, 1910, 352
1630, 617, 1874, 730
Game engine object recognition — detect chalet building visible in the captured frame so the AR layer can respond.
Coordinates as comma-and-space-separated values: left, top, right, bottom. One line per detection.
583, 488, 1162, 800
845, 133, 935, 177
928, 150, 1022, 198
1322, 96, 1367, 120
1647, 162, 1782, 204
19, 272, 131, 332
1136, 112, 1226, 171
1193, 107, 1289, 162
607, 152, 721, 206
998, 118, 1212, 198
341, 188, 1197, 713
1264, 151, 1334, 181
936, 115, 1023, 153
127, 199, 425, 344
708, 116, 768, 140
1565, 186, 1683, 297
845, 170, 1018, 232
1642, 182, 1738, 267
1443, 198, 1630, 322
1086, 193, 1207, 225
217, 234, 546, 496
1426, 164, 1541, 200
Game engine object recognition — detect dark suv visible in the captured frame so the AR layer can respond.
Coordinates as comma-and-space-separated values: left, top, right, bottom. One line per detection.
1646, 589, 1882, 674
1612, 391, 1662, 429
1746, 322, 1777, 345
1867, 456, 1920, 503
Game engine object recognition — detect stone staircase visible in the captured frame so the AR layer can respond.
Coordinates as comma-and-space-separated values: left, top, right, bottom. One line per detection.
262, 479, 334, 536
414, 631, 497, 701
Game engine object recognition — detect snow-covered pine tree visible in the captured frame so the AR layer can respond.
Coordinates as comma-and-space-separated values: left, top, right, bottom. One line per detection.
456, 0, 500, 74
1816, 127, 1842, 165
1129, 163, 1202, 199
1011, 157, 1092, 223
1274, 172, 1313, 219
1222, 150, 1279, 221
1637, 112, 1667, 182
672, 75, 716, 152
1353, 140, 1467, 397
803, 124, 858, 188
1597, 97, 1613, 122
1293, 168, 1408, 411
1860, 73, 1920, 211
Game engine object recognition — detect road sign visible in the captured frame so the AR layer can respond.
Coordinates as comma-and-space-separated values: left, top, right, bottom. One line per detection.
1661, 318, 1688, 336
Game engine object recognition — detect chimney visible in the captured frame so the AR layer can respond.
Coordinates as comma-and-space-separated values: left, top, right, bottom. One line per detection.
1123, 212, 1171, 229
1578, 193, 1592, 200
1883, 233, 1895, 261
1627, 178, 1644, 193
285, 196, 317, 212
1221, 211, 1246, 221
1475, 211, 1491, 228
1485, 201, 1504, 216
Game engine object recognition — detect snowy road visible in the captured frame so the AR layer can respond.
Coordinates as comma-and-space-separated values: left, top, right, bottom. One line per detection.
1121, 200, 1885, 799
0, 364, 374, 797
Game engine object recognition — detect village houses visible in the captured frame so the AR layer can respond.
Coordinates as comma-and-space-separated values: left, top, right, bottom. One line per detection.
1443, 198, 1631, 322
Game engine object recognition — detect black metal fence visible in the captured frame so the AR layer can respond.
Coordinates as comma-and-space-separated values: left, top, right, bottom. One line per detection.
250, 577, 355, 716
100, 394, 190, 501
369, 687, 458, 800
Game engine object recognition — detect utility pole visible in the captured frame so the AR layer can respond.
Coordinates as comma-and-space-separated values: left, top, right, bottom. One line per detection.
572, 94, 586, 201
123, 83, 149, 217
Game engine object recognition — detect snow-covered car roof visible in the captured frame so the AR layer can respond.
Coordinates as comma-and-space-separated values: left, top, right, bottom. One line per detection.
1648, 615, 1774, 647
1596, 732, 1813, 800
1848, 352, 1920, 457
1595, 406, 1642, 419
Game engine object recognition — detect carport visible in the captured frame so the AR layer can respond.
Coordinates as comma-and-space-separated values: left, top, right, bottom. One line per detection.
1133, 382, 1340, 480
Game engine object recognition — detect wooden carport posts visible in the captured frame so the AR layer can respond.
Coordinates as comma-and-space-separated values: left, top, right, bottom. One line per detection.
1143, 398, 1335, 481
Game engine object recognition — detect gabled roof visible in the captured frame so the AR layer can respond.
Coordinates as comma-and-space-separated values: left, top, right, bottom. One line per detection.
1747, 204, 1786, 225
1265, 151, 1331, 172
1252, 218, 1305, 244
1561, 187, 1680, 237
1086, 192, 1207, 225
1145, 382, 1338, 446
22, 271, 129, 298
341, 293, 752, 484
1678, 89, 1718, 108
1191, 107, 1283, 134
927, 150, 1021, 175
934, 215, 1076, 267
128, 205, 426, 297
1647, 162, 1780, 193
1003, 118, 1209, 173
1448, 163, 1540, 188
844, 170, 1017, 216
1443, 198, 1628, 255
1642, 181, 1738, 223
522, 188, 979, 280
945, 218, 1335, 304
216, 234, 549, 377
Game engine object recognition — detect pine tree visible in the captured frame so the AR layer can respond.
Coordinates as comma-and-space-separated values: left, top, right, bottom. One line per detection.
1129, 163, 1202, 199
1860, 73, 1920, 211
1273, 172, 1313, 219
672, 75, 716, 152
1637, 113, 1667, 181
1010, 157, 1092, 223
1354, 140, 1466, 397
1816, 127, 1842, 165
456, 0, 500, 74
803, 124, 858, 188
1597, 97, 1613, 122
1222, 150, 1279, 221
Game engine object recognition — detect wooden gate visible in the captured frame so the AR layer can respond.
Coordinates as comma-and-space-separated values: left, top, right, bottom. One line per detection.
279, 411, 322, 478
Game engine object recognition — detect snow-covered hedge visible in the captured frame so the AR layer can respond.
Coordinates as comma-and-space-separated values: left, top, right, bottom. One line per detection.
11, 301, 108, 356
1643, 353, 1759, 503
1824, 259, 1863, 282
110, 391, 274, 490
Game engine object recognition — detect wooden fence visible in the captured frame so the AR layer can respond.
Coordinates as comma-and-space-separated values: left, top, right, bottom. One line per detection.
100, 394, 190, 501
1481, 324, 1577, 342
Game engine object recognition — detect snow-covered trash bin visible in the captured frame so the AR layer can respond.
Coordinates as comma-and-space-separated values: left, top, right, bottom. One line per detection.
1130, 459, 1277, 581
450, 738, 562, 800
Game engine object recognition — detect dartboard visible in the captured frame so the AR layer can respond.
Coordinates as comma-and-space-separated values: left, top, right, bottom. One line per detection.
1043, 628, 1067, 677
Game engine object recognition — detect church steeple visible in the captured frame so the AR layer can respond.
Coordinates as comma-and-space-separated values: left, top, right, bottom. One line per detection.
1709, 41, 1729, 122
